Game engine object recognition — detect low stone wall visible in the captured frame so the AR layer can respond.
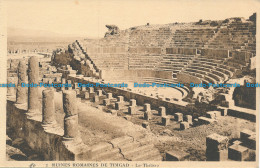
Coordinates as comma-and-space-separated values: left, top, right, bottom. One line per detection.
7, 98, 90, 161
100, 69, 173, 81
201, 49, 229, 59
68, 75, 189, 114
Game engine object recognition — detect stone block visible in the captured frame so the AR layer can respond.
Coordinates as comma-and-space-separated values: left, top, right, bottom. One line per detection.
144, 111, 152, 120
158, 106, 166, 116
228, 144, 249, 161
174, 113, 183, 122
142, 122, 150, 129
206, 111, 221, 119
81, 87, 86, 91
233, 140, 242, 145
110, 110, 117, 116
128, 106, 136, 115
247, 134, 256, 150
84, 92, 89, 99
240, 129, 254, 142
124, 116, 131, 120
162, 116, 170, 126
180, 122, 189, 130
206, 133, 229, 151
88, 87, 94, 93
107, 93, 113, 99
144, 103, 151, 112
97, 90, 102, 96
103, 99, 110, 106
130, 99, 136, 106
206, 111, 216, 119
93, 95, 99, 103
184, 115, 192, 124
115, 102, 124, 110
198, 117, 215, 124
117, 96, 124, 102
165, 150, 189, 161
206, 149, 228, 161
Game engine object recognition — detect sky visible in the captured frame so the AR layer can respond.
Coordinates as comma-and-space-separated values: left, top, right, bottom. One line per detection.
6, 0, 259, 38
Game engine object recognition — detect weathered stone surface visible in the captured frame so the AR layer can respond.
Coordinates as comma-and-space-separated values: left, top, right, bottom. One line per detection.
174, 113, 183, 122
28, 56, 39, 112
16, 61, 28, 103
117, 96, 124, 102
206, 133, 229, 151
158, 106, 166, 116
63, 90, 78, 117
130, 99, 136, 106
162, 116, 170, 126
142, 122, 150, 129
64, 115, 79, 139
184, 115, 192, 124
144, 103, 151, 112
228, 144, 249, 161
144, 111, 152, 120
165, 150, 189, 161
115, 102, 124, 110
180, 122, 189, 130
107, 93, 113, 99
206, 149, 228, 161
103, 99, 110, 106
42, 89, 55, 125
128, 106, 136, 115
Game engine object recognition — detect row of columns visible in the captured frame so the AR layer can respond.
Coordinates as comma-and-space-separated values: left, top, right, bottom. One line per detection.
12, 56, 79, 140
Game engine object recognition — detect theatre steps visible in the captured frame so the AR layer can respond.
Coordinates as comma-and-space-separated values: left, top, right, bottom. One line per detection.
89, 135, 162, 161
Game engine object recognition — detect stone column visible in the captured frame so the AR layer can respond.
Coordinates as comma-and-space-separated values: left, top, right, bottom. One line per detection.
28, 56, 39, 112
16, 60, 27, 104
7, 77, 15, 96
63, 90, 79, 139
42, 89, 55, 125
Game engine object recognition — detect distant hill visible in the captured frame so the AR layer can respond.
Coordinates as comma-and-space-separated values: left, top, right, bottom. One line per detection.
8, 27, 85, 42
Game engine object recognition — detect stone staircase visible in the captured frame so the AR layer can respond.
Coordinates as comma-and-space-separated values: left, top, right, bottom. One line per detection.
89, 135, 162, 161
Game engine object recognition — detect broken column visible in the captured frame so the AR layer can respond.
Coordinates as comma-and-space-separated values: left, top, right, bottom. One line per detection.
158, 106, 166, 116
16, 60, 27, 104
28, 56, 39, 113
206, 133, 229, 161
63, 90, 79, 140
42, 89, 55, 125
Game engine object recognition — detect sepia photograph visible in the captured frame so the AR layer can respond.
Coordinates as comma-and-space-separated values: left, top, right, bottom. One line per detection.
1, 0, 259, 167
